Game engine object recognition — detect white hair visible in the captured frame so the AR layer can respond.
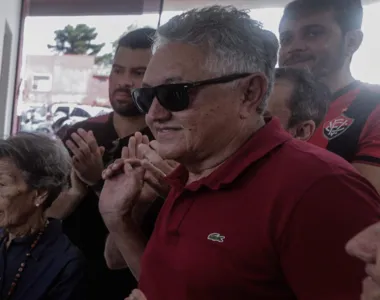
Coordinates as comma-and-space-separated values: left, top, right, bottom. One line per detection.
153, 5, 279, 113
0, 133, 71, 209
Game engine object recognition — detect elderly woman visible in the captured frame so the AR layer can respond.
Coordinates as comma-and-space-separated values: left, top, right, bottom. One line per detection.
0, 133, 85, 300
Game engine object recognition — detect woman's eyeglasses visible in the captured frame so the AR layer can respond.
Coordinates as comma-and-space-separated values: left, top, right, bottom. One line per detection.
131, 73, 251, 114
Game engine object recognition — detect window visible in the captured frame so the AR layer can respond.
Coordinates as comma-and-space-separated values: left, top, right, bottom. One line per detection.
31, 74, 52, 92
71, 107, 91, 118
54, 106, 70, 116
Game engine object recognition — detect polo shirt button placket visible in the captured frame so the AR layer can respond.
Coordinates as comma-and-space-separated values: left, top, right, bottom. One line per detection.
166, 189, 193, 235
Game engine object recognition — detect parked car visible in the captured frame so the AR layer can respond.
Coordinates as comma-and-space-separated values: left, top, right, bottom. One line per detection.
19, 103, 112, 137
50, 104, 112, 136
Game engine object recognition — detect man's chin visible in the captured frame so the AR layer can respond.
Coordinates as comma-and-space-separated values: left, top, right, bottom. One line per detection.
284, 62, 314, 71
118, 110, 143, 117
156, 143, 181, 162
112, 106, 142, 117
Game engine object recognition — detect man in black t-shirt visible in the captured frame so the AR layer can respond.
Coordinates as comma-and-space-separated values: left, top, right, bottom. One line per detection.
48, 28, 162, 300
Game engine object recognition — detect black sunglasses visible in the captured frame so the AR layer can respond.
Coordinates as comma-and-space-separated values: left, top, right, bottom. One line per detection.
131, 73, 251, 113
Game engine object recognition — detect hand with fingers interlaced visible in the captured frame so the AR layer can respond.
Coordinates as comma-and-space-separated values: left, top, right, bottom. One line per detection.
65, 128, 105, 186
99, 155, 145, 219
138, 140, 178, 198
102, 132, 178, 197
99, 132, 153, 222
99, 132, 178, 224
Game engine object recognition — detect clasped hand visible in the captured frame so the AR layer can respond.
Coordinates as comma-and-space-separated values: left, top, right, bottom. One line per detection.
99, 132, 177, 219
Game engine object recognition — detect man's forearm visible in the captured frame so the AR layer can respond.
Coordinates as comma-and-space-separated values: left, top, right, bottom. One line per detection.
47, 189, 86, 220
104, 234, 128, 270
104, 217, 147, 280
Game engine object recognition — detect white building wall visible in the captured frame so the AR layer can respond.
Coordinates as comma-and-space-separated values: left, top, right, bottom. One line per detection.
0, 0, 22, 137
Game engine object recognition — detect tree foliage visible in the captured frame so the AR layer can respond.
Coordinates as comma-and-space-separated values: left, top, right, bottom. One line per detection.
47, 24, 105, 56
95, 53, 113, 66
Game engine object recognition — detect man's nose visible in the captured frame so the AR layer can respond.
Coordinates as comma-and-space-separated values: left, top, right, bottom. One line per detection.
146, 98, 171, 122
117, 73, 134, 88
287, 37, 308, 53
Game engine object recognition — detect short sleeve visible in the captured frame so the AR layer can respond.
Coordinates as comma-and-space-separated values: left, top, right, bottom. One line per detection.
278, 172, 380, 300
354, 105, 380, 166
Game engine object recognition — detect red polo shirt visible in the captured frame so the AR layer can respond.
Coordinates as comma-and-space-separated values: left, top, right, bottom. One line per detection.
139, 118, 380, 300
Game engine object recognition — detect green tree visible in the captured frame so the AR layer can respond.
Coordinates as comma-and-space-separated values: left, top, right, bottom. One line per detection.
47, 24, 105, 56
95, 53, 113, 66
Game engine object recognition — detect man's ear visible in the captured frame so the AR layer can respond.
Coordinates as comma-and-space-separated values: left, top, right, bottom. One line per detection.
240, 73, 268, 116
292, 120, 316, 141
345, 30, 363, 57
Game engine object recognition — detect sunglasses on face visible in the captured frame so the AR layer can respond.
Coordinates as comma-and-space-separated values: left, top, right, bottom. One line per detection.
131, 73, 251, 113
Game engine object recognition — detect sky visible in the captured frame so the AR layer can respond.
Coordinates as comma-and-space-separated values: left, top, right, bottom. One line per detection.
21, 3, 380, 84
22, 12, 179, 56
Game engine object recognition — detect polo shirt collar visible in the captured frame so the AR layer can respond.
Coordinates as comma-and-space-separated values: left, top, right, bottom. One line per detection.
166, 118, 292, 191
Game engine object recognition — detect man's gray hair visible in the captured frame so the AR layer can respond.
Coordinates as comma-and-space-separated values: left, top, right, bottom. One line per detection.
0, 133, 71, 209
274, 67, 330, 128
154, 5, 279, 113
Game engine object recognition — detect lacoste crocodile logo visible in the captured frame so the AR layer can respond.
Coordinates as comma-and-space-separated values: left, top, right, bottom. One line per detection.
207, 232, 225, 243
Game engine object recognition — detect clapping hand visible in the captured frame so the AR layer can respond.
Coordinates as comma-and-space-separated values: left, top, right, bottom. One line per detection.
65, 129, 105, 186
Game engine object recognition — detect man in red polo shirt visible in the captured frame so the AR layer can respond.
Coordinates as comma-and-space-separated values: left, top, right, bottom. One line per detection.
278, 0, 380, 193
99, 6, 380, 300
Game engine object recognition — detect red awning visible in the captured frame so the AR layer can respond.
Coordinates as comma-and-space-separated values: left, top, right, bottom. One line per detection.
28, 0, 292, 16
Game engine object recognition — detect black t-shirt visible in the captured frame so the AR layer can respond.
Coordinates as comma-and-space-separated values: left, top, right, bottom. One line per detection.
61, 113, 163, 300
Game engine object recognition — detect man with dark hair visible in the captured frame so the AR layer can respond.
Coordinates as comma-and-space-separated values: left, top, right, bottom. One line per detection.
267, 67, 329, 141
108, 27, 156, 117
116, 27, 155, 51
48, 28, 163, 299
279, 0, 380, 193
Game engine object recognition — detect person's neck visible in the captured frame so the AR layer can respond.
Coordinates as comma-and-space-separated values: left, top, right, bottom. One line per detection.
7, 213, 45, 243
321, 67, 356, 94
185, 117, 265, 184
113, 113, 147, 139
